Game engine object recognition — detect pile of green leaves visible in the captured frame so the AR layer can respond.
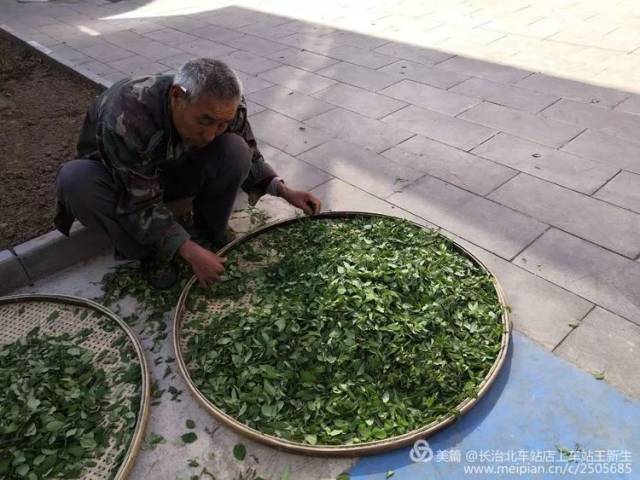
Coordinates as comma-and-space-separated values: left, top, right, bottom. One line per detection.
184, 216, 506, 446
0, 328, 113, 478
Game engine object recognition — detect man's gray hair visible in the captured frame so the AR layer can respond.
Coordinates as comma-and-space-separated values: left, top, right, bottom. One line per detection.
173, 58, 243, 102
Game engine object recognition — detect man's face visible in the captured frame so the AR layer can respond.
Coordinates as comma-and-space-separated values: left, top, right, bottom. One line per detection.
170, 86, 239, 149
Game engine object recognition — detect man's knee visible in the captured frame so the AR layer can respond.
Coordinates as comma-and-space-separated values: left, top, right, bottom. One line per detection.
216, 133, 251, 181
56, 159, 115, 210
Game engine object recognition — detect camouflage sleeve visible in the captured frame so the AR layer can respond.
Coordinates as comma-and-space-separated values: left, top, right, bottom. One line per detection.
228, 97, 278, 205
98, 125, 190, 261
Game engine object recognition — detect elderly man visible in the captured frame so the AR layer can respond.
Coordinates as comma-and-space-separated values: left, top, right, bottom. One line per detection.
55, 58, 322, 288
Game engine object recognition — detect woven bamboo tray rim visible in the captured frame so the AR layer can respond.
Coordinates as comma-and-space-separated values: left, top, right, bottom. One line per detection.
0, 293, 151, 478
173, 211, 511, 456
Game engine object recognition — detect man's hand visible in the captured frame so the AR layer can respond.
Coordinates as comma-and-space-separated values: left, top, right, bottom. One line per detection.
178, 239, 226, 287
277, 183, 322, 215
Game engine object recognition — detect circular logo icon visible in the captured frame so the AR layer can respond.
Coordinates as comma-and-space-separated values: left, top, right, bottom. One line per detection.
410, 439, 434, 463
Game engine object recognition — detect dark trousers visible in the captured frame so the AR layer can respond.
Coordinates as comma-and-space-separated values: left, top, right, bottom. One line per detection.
56, 133, 251, 260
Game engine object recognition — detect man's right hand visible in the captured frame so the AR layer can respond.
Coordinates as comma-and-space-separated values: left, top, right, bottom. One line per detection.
178, 239, 226, 287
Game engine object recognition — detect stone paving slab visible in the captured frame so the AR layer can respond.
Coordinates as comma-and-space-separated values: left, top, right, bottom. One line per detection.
387, 175, 548, 259
594, 170, 640, 214
489, 173, 640, 258
387, 135, 517, 196
449, 76, 559, 113
315, 61, 400, 91
267, 46, 339, 72
249, 109, 333, 155
247, 84, 333, 121
449, 235, 594, 351
304, 107, 414, 153
561, 129, 640, 175
459, 101, 585, 148
313, 82, 407, 119
542, 98, 640, 143
555, 307, 640, 399
515, 228, 640, 326
379, 79, 480, 116
382, 105, 496, 151
257, 64, 336, 95
471, 132, 619, 194
377, 59, 469, 90
299, 138, 424, 199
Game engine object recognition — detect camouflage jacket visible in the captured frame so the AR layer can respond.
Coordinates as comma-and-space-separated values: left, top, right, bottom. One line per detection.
64, 74, 276, 261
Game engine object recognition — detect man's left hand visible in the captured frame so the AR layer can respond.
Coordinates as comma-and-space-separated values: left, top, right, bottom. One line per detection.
277, 183, 322, 215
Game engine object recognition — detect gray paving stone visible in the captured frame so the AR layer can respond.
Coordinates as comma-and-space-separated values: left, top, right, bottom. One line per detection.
373, 41, 454, 66
561, 129, 640, 174
0, 249, 30, 295
226, 34, 288, 55
387, 175, 548, 259
321, 44, 397, 69
299, 139, 423, 198
249, 109, 333, 155
258, 65, 336, 95
435, 56, 531, 84
310, 178, 427, 224
80, 60, 126, 79
313, 83, 407, 119
472, 133, 618, 194
142, 27, 199, 45
77, 40, 133, 62
389, 135, 517, 195
490, 174, 640, 258
236, 71, 273, 94
267, 47, 339, 72
108, 56, 168, 76
247, 85, 333, 121
449, 236, 594, 351
614, 95, 640, 115
594, 171, 640, 213
316, 62, 401, 91
48, 44, 93, 65
190, 24, 245, 43
450, 77, 559, 113
378, 60, 470, 90
246, 101, 266, 116
218, 50, 281, 75
382, 105, 497, 151
515, 228, 640, 324
517, 73, 629, 107
238, 22, 298, 40
178, 38, 235, 59
257, 143, 332, 192
542, 99, 640, 144
304, 107, 414, 153
318, 30, 389, 50
158, 53, 194, 70
555, 307, 640, 399
14, 224, 110, 282
380, 79, 480, 116
154, 15, 210, 33
460, 101, 584, 148
276, 32, 343, 54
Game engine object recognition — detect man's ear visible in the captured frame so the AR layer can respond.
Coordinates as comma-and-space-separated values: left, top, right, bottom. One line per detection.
170, 84, 188, 101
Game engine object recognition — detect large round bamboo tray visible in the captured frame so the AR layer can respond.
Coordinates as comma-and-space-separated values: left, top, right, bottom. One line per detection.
0, 294, 150, 478
174, 212, 511, 456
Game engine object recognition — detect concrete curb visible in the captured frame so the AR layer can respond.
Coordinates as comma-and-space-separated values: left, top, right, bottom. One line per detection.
0, 25, 114, 295
1, 223, 112, 295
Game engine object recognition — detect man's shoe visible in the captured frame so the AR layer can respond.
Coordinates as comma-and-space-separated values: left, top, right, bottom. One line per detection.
211, 225, 237, 250
141, 258, 179, 289
191, 222, 237, 250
